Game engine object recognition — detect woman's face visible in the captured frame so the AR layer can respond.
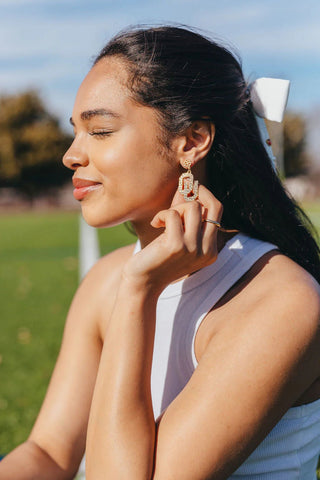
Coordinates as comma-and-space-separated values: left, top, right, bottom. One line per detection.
63, 57, 180, 229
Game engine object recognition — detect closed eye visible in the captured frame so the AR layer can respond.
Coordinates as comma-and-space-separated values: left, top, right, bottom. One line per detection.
89, 131, 113, 138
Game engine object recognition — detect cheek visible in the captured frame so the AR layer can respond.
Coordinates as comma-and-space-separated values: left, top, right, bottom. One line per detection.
92, 134, 163, 182
88, 126, 179, 206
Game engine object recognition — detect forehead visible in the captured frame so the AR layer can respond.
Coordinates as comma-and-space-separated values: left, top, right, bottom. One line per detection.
73, 57, 132, 116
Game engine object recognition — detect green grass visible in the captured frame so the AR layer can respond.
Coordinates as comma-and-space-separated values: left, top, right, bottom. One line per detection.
0, 203, 319, 473
0, 211, 134, 453
302, 200, 320, 232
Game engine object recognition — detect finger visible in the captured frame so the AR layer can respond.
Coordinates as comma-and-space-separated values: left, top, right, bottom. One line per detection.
151, 203, 189, 228
198, 185, 223, 236
167, 185, 223, 231
152, 204, 205, 256
182, 201, 203, 253
197, 185, 223, 223
154, 201, 205, 255
151, 208, 184, 243
170, 184, 222, 220
170, 188, 186, 208
196, 185, 223, 256
153, 183, 223, 254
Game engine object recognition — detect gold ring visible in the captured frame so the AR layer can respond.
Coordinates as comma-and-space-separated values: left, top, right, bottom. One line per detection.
202, 219, 239, 233
202, 219, 221, 228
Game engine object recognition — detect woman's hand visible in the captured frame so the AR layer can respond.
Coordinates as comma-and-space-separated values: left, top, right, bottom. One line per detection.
122, 185, 223, 293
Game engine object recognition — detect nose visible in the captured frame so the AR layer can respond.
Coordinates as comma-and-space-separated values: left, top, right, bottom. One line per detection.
63, 140, 89, 171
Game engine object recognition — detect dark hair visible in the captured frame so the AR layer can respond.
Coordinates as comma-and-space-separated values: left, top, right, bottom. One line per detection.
94, 25, 320, 283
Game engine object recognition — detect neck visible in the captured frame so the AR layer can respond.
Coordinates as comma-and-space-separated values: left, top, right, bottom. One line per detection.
132, 218, 163, 249
132, 217, 237, 253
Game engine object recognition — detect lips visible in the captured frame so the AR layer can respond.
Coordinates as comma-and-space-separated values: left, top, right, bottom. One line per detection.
72, 177, 102, 201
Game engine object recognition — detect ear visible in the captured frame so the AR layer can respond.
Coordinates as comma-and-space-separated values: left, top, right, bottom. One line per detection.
172, 119, 215, 168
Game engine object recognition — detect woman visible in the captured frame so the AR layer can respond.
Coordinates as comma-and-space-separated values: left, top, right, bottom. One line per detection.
1, 25, 320, 480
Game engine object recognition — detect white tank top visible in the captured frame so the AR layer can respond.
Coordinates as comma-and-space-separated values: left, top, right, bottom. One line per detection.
135, 232, 320, 479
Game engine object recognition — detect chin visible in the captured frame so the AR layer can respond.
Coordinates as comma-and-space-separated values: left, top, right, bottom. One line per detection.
80, 204, 127, 229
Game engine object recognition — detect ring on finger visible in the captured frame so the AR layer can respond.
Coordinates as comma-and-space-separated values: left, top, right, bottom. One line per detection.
202, 219, 221, 228
202, 219, 240, 233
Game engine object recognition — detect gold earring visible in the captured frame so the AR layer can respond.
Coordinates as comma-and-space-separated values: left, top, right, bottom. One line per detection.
178, 160, 199, 201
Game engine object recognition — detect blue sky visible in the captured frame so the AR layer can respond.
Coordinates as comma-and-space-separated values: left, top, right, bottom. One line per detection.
0, 0, 319, 133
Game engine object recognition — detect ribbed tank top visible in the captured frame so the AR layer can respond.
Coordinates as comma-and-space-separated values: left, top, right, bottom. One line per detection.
135, 232, 320, 479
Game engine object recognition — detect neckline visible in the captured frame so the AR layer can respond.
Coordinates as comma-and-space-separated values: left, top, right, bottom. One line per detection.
134, 233, 249, 299
161, 233, 249, 298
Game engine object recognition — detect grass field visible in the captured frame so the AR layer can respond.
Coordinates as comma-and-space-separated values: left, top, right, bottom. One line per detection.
0, 203, 319, 470
0, 211, 135, 453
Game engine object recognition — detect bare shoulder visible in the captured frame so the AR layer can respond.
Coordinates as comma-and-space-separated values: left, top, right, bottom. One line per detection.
248, 252, 320, 358
84, 243, 136, 289
246, 250, 320, 321
212, 249, 320, 328
197, 250, 320, 369
69, 243, 136, 339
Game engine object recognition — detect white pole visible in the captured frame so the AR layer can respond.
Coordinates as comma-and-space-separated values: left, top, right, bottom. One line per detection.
79, 215, 100, 280
77, 215, 101, 478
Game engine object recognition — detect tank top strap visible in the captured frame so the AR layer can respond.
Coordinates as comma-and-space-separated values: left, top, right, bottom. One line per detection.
186, 234, 278, 369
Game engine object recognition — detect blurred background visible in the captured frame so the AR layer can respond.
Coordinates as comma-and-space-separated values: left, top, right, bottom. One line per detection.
0, 0, 319, 475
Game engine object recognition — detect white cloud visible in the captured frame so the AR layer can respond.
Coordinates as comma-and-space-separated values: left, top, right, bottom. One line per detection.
185, 2, 320, 57
1, 0, 319, 61
0, 0, 319, 124
235, 21, 320, 56
0, 12, 131, 60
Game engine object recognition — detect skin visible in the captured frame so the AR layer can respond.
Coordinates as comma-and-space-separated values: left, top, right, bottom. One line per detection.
1, 56, 320, 480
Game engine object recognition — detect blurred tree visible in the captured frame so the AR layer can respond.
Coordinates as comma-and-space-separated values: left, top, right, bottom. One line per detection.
0, 90, 72, 199
283, 113, 310, 177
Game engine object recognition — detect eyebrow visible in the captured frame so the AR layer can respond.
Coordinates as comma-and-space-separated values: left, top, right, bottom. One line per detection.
69, 108, 121, 126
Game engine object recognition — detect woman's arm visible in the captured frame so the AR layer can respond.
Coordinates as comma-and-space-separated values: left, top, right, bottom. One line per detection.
85, 187, 320, 480
86, 278, 158, 480
0, 245, 133, 479
152, 265, 320, 479
0, 441, 76, 480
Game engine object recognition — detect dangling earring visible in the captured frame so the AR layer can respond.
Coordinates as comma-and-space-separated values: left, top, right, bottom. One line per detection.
178, 160, 199, 201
